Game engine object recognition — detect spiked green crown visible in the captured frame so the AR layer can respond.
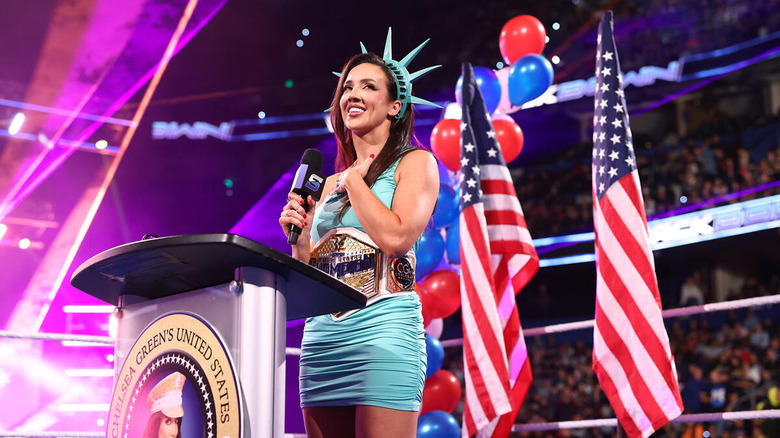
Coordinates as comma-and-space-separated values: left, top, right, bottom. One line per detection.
337, 28, 442, 119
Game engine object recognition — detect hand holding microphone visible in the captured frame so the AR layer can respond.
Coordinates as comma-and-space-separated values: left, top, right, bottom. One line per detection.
283, 149, 325, 245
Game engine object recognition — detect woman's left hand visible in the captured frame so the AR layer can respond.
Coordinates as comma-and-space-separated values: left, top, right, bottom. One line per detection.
330, 154, 375, 195
336, 149, 439, 258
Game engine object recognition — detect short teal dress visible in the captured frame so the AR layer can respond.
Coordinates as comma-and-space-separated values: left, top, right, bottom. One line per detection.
299, 155, 427, 411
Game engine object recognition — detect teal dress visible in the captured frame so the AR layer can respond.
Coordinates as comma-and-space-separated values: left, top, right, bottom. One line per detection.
299, 155, 427, 411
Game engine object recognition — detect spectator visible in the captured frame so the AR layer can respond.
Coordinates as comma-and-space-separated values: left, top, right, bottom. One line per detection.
682, 364, 709, 413
680, 271, 706, 306
743, 308, 760, 330
750, 322, 769, 350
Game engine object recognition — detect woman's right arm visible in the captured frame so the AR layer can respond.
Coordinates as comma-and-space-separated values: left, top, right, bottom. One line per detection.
279, 173, 339, 263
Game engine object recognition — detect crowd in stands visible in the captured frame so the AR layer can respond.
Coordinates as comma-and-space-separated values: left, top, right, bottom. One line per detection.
550, 0, 780, 83
514, 113, 780, 239
429, 0, 780, 101
440, 301, 779, 437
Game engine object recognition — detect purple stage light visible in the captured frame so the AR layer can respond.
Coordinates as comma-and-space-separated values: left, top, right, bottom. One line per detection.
0, 98, 134, 126
633, 45, 780, 118
2, 0, 230, 341
0, 0, 229, 225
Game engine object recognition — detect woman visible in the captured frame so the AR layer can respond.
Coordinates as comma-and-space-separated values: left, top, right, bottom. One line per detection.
142, 371, 184, 438
142, 412, 181, 438
279, 30, 440, 438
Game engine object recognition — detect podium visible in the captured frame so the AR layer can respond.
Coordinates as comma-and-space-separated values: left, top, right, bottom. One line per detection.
71, 233, 365, 438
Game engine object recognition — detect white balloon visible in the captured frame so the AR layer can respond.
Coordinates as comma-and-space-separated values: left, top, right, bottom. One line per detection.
442, 102, 462, 120
495, 67, 523, 115
425, 318, 444, 339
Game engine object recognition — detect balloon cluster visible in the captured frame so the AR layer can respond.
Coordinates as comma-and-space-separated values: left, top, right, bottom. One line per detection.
415, 268, 463, 437
431, 117, 524, 171
413, 226, 463, 435
431, 14, 552, 172
416, 15, 552, 436
500, 15, 554, 108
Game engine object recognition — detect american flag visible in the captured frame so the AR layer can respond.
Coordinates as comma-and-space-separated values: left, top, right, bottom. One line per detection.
459, 62, 538, 437
591, 12, 683, 437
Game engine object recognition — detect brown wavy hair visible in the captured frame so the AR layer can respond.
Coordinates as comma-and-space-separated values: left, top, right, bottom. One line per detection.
329, 52, 425, 220
142, 412, 182, 438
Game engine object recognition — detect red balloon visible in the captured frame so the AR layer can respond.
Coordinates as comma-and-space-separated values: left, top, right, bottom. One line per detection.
499, 15, 547, 65
415, 282, 433, 327
492, 119, 524, 163
421, 370, 462, 414
430, 119, 462, 171
422, 269, 461, 319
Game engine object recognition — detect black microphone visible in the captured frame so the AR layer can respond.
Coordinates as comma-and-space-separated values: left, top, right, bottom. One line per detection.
288, 148, 325, 245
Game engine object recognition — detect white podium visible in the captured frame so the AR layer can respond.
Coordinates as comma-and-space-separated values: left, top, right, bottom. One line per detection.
72, 233, 365, 438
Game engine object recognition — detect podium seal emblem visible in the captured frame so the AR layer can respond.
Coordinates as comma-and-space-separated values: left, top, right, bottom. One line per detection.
107, 312, 241, 438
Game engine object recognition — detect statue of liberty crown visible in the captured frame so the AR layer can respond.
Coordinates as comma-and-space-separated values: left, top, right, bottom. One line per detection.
335, 28, 442, 119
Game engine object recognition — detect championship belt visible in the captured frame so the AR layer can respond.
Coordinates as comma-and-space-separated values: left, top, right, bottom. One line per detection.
309, 227, 416, 320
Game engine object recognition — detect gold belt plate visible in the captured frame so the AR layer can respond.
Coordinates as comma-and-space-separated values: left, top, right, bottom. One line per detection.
309, 232, 381, 298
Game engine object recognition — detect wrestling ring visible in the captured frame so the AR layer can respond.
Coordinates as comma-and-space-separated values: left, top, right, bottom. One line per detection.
1, 294, 778, 437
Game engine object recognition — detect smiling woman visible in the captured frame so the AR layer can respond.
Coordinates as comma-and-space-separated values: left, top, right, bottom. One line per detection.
278, 29, 442, 438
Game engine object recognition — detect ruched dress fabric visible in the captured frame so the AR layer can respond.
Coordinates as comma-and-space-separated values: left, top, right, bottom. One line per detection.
300, 155, 427, 411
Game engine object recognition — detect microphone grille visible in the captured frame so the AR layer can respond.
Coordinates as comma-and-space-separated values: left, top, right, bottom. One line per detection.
301, 148, 324, 170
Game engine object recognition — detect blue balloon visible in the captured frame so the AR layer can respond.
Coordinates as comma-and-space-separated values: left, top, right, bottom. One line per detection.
508, 54, 553, 106
417, 410, 461, 438
455, 66, 502, 115
425, 334, 444, 379
431, 185, 459, 229
416, 229, 445, 280
445, 218, 459, 265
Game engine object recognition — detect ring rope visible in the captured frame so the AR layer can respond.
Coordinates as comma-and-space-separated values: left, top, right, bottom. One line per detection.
0, 434, 308, 438
0, 433, 104, 437
8, 295, 766, 350
0, 331, 305, 358
512, 409, 780, 432
440, 294, 780, 348
0, 331, 113, 344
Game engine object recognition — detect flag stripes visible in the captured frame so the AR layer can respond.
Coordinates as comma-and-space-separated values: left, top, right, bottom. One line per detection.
591, 11, 683, 437
459, 62, 538, 437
